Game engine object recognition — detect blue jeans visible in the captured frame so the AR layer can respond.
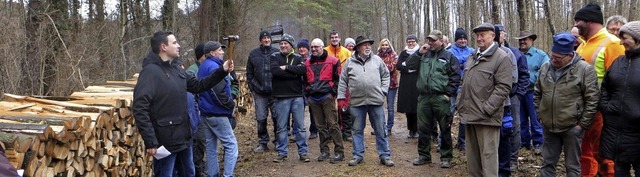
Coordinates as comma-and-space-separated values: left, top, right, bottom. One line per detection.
351, 105, 391, 160
253, 93, 277, 146
274, 97, 308, 156
520, 93, 543, 148
386, 88, 397, 131
291, 106, 318, 135
153, 145, 195, 177
203, 116, 238, 177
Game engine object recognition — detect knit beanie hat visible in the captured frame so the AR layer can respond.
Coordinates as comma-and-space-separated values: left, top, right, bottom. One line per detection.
259, 30, 271, 40
195, 43, 205, 59
552, 32, 576, 55
454, 28, 468, 41
344, 38, 356, 47
406, 34, 418, 41
297, 39, 310, 49
575, 3, 604, 24
281, 34, 295, 48
619, 21, 640, 41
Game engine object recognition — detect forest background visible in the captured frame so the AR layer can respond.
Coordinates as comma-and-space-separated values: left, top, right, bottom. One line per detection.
0, 0, 637, 96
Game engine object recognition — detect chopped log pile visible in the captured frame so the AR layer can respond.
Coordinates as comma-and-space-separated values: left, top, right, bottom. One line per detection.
0, 78, 151, 177
0, 71, 252, 177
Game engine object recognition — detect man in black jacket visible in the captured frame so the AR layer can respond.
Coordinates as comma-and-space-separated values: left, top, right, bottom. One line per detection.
132, 31, 233, 177
246, 30, 280, 153
270, 34, 310, 163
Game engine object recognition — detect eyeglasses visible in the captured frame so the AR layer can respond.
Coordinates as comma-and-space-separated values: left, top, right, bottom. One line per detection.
551, 54, 570, 60
406, 40, 417, 43
310, 46, 323, 48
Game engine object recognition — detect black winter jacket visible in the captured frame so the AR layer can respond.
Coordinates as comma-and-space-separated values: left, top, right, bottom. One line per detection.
246, 45, 279, 95
599, 48, 640, 163
270, 51, 306, 98
132, 51, 227, 153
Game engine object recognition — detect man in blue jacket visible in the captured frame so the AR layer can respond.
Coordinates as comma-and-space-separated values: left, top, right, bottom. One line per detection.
495, 24, 531, 172
448, 27, 475, 151
515, 31, 548, 155
197, 41, 238, 177
133, 31, 233, 177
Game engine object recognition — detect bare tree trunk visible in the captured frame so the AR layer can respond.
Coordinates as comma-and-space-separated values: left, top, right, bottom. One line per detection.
162, 0, 176, 31
198, 0, 212, 42
517, 0, 528, 31
543, 0, 556, 34
24, 0, 43, 95
491, 0, 500, 24
96, 0, 104, 22
630, 0, 638, 21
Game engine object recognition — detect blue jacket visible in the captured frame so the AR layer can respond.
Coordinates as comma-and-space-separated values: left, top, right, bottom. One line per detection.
523, 47, 549, 91
197, 56, 234, 117
448, 44, 475, 77
506, 46, 530, 96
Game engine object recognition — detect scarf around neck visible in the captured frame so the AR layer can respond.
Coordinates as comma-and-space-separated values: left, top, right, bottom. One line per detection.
404, 45, 419, 55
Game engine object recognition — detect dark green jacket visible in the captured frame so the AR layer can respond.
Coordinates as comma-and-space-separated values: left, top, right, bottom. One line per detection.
406, 46, 461, 96
534, 55, 599, 133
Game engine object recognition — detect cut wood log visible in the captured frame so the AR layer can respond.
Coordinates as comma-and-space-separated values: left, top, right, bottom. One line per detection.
7, 103, 36, 111
4, 93, 113, 113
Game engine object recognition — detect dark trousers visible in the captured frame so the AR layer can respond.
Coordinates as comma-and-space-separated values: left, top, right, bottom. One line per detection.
193, 121, 207, 177
338, 103, 353, 139
540, 126, 583, 177
406, 113, 417, 132
417, 94, 453, 161
614, 161, 640, 177
309, 95, 344, 155
499, 109, 513, 177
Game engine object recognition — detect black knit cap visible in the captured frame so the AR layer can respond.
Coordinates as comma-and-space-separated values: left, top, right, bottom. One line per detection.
454, 28, 468, 41
259, 30, 271, 40
575, 3, 604, 24
195, 43, 205, 59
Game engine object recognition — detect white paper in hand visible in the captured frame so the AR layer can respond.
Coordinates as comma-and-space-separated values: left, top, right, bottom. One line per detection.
153, 146, 172, 160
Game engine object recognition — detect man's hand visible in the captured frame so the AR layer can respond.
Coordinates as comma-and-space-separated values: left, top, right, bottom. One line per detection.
338, 99, 348, 112
575, 125, 582, 131
444, 95, 450, 101
418, 44, 430, 54
280, 65, 286, 70
146, 147, 157, 156
223, 60, 234, 72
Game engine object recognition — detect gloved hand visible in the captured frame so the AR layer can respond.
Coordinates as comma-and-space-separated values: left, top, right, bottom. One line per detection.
338, 99, 349, 113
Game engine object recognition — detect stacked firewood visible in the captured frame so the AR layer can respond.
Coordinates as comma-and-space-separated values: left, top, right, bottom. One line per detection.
0, 71, 251, 177
0, 79, 151, 177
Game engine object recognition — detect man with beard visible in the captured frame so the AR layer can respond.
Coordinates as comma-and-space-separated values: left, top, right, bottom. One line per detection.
573, 3, 625, 177
304, 38, 345, 163
406, 30, 460, 168
247, 30, 280, 153
514, 31, 547, 155
338, 36, 394, 167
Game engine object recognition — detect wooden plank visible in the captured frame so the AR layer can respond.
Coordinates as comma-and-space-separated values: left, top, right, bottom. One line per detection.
7, 103, 36, 111
4, 93, 112, 113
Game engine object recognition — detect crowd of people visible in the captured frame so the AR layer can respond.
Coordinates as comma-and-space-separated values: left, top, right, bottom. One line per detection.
116, 2, 640, 177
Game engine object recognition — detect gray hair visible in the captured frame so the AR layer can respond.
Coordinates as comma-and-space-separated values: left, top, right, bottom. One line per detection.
606, 15, 628, 27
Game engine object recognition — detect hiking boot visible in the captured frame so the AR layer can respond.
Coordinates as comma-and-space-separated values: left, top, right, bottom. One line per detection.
440, 160, 451, 168
330, 154, 345, 164
407, 131, 418, 139
379, 158, 395, 167
273, 155, 287, 163
309, 133, 318, 139
317, 152, 330, 161
299, 154, 310, 162
348, 158, 363, 166
289, 136, 296, 143
253, 144, 268, 153
412, 157, 431, 166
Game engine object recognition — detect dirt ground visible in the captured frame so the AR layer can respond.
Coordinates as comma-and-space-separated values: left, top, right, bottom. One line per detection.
231, 107, 547, 177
